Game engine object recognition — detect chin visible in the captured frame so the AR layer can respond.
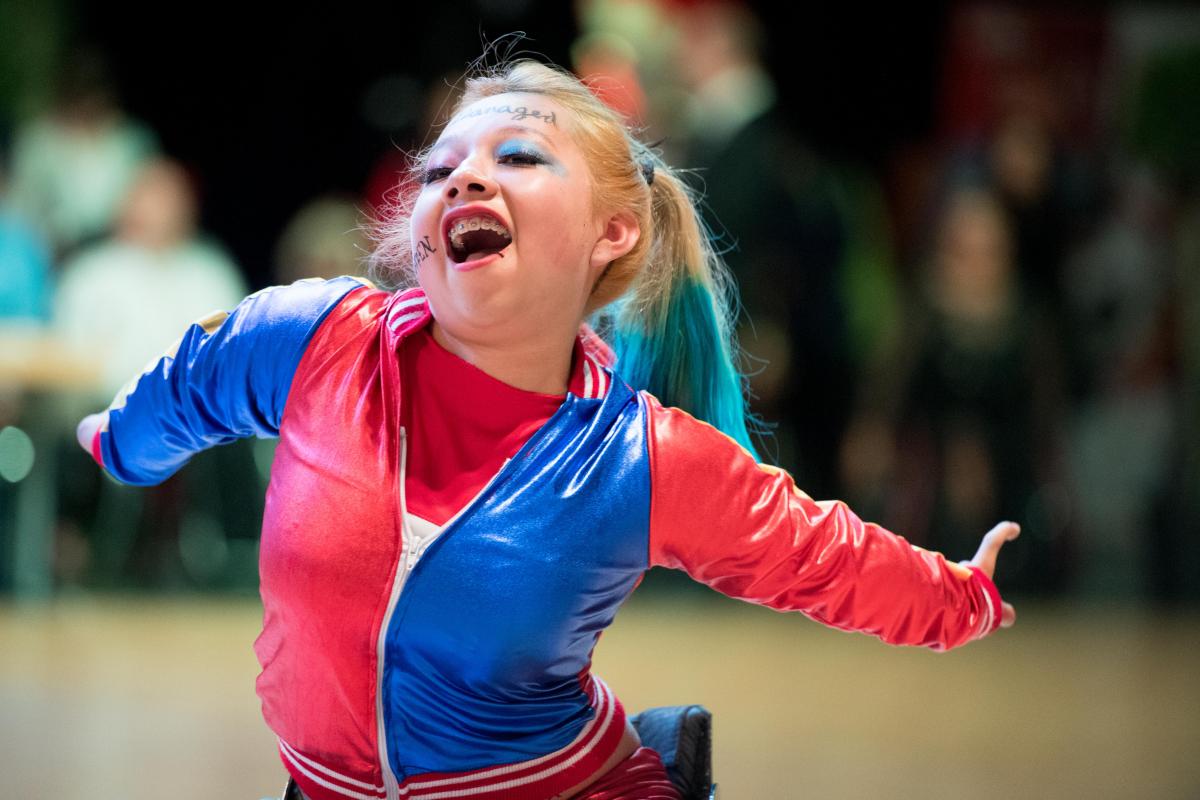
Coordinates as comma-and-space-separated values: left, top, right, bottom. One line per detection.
427, 279, 519, 334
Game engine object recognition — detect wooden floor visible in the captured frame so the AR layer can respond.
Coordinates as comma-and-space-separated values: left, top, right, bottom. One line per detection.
2, 586, 1198, 799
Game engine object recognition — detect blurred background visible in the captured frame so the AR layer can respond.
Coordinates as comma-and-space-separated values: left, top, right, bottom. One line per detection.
0, 0, 1197, 797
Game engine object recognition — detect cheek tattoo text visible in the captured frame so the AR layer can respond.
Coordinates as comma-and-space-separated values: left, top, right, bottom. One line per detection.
459, 105, 557, 126
415, 235, 437, 266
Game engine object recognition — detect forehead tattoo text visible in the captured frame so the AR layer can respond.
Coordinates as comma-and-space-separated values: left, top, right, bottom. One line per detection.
459, 105, 557, 126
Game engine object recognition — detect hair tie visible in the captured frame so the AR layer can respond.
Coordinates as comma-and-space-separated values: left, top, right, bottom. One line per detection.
640, 157, 655, 186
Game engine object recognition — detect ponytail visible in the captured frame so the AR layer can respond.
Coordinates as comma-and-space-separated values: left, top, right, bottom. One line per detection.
594, 153, 765, 461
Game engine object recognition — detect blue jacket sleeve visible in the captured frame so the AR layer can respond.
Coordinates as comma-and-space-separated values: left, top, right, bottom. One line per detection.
95, 276, 371, 486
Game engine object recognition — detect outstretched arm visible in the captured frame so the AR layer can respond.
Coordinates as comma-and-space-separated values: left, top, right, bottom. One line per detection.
644, 392, 1015, 651
78, 276, 372, 486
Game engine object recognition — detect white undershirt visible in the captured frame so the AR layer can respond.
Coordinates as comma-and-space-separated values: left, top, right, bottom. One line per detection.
407, 514, 446, 556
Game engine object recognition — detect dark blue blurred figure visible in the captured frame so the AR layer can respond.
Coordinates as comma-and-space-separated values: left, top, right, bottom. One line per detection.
0, 157, 53, 322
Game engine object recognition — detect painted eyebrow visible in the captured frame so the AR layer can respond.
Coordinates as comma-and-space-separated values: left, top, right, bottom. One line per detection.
433, 125, 556, 151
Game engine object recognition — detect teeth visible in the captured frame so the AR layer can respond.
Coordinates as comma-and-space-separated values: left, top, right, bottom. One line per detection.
448, 215, 512, 251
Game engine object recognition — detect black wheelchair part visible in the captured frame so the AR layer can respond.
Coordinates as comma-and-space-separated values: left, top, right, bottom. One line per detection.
629, 704, 716, 800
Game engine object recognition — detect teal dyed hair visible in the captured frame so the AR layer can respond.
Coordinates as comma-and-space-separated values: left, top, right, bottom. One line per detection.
591, 127, 766, 462
597, 273, 763, 461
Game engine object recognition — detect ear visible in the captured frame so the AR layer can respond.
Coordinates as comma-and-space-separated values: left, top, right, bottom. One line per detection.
589, 209, 641, 275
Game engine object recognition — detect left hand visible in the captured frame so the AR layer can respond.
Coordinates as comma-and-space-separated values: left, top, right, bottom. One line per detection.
963, 521, 1020, 628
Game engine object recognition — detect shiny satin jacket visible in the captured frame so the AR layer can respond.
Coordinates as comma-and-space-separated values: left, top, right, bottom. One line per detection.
93, 276, 1004, 800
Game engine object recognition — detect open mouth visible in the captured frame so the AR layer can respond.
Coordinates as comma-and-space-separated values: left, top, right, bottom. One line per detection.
446, 215, 513, 264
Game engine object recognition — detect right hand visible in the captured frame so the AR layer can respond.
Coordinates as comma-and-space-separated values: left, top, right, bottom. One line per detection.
962, 521, 1020, 628
76, 411, 108, 454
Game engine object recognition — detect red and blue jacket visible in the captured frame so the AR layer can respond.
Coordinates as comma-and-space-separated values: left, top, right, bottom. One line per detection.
91, 276, 1004, 800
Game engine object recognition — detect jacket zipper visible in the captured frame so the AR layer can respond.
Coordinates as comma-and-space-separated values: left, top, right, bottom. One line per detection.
375, 427, 410, 800
375, 426, 511, 799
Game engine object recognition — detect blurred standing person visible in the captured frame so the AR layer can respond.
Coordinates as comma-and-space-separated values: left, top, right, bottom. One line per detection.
942, 108, 1092, 315
6, 45, 158, 263
842, 187, 1068, 595
571, 0, 679, 125
52, 157, 249, 588
1121, 39, 1200, 604
1060, 164, 1178, 601
54, 158, 246, 402
666, 0, 851, 492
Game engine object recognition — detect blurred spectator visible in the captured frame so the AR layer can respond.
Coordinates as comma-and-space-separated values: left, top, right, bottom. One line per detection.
1060, 162, 1178, 601
273, 194, 371, 284
1120, 33, 1200, 603
933, 4, 1106, 304
572, 0, 681, 137
842, 187, 1069, 593
51, 156, 250, 590
572, 31, 648, 126
53, 157, 246, 402
6, 45, 158, 262
664, 0, 852, 491
938, 110, 1092, 314
0, 158, 53, 322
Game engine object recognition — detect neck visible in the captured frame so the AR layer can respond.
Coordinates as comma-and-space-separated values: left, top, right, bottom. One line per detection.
429, 319, 576, 395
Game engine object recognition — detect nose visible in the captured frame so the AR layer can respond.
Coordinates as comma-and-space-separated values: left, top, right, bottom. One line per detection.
443, 160, 496, 201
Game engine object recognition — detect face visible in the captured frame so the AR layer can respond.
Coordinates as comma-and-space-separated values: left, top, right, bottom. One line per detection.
938, 199, 1011, 299
409, 92, 629, 348
117, 161, 197, 249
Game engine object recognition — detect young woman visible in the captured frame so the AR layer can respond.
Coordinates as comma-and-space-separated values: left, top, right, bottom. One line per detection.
76, 59, 1017, 800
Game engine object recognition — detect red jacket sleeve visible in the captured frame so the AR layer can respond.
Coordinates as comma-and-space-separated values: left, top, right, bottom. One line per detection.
644, 392, 1003, 651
